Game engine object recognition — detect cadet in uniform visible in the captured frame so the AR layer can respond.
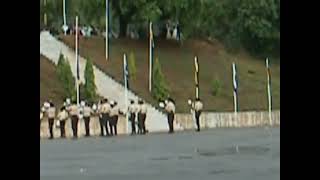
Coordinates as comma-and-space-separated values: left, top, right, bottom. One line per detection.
97, 100, 105, 136
47, 102, 56, 139
137, 100, 147, 134
193, 98, 203, 132
100, 98, 111, 136
67, 101, 79, 138
83, 101, 93, 137
109, 101, 121, 136
164, 98, 176, 134
40, 106, 45, 128
128, 100, 137, 135
57, 106, 68, 138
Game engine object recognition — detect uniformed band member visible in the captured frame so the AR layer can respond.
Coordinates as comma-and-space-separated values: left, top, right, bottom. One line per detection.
109, 101, 121, 136
67, 101, 79, 138
128, 100, 137, 135
100, 98, 111, 136
82, 101, 93, 137
97, 100, 105, 136
193, 98, 203, 132
40, 106, 45, 128
57, 106, 68, 138
40, 110, 43, 126
164, 98, 176, 134
47, 102, 56, 139
137, 100, 147, 134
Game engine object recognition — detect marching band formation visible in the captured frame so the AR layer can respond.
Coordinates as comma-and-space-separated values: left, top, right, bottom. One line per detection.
40, 97, 203, 139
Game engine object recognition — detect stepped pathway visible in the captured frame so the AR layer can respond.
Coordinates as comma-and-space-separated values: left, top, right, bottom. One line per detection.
40, 31, 183, 133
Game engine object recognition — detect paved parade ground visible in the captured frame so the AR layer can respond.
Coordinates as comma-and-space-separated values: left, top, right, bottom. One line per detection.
40, 127, 280, 180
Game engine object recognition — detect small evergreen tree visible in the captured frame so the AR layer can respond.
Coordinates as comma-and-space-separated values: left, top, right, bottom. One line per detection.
56, 53, 76, 101
152, 57, 170, 101
128, 51, 137, 80
83, 58, 97, 102
211, 79, 221, 96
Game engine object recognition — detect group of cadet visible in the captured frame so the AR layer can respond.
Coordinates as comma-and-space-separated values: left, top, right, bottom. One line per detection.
40, 97, 203, 139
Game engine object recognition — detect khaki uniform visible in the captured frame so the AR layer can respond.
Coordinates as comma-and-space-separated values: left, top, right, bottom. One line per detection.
100, 102, 111, 136
193, 101, 203, 131
67, 104, 79, 138
137, 104, 147, 134
165, 102, 175, 133
46, 107, 56, 139
40, 112, 43, 129
109, 106, 120, 136
128, 104, 137, 134
57, 110, 68, 138
83, 106, 92, 137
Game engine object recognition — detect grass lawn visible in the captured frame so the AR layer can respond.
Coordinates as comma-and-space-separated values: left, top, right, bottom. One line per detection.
57, 35, 280, 113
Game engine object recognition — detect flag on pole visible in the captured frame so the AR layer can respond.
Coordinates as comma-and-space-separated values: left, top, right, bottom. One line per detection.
62, 0, 68, 35
266, 58, 272, 125
123, 54, 129, 134
232, 62, 239, 112
124, 55, 129, 89
76, 18, 80, 81
266, 58, 272, 102
75, 16, 80, 106
194, 56, 199, 99
149, 21, 154, 92
105, 0, 109, 60
44, 0, 47, 26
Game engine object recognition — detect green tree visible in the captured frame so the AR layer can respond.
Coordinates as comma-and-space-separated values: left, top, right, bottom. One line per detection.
236, 0, 280, 56
83, 58, 97, 102
110, 0, 162, 37
56, 53, 76, 101
128, 52, 137, 80
152, 57, 170, 100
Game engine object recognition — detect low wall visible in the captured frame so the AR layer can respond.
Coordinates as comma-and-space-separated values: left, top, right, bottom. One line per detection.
40, 111, 280, 138
175, 110, 280, 130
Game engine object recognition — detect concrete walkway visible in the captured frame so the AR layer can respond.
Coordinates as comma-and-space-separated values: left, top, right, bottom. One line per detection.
40, 31, 183, 133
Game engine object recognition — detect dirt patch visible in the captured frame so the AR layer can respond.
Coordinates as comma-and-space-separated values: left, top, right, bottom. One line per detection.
40, 55, 64, 107
57, 34, 280, 112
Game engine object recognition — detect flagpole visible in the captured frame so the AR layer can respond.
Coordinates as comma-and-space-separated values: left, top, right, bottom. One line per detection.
63, 0, 67, 35
195, 56, 199, 99
105, 0, 109, 60
123, 54, 129, 134
193, 56, 199, 129
232, 62, 238, 127
44, 0, 47, 27
75, 16, 80, 107
149, 21, 153, 92
266, 58, 272, 126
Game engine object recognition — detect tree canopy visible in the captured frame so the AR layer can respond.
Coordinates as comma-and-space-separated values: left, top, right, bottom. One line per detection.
40, 0, 279, 57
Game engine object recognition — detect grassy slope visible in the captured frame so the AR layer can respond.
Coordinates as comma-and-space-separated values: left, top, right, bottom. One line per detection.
40, 55, 64, 107
59, 35, 280, 113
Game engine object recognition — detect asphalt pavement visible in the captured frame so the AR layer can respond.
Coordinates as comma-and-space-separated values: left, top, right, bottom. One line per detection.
40, 127, 280, 180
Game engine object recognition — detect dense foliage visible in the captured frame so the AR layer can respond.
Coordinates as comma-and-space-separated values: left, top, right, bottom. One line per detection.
40, 0, 279, 57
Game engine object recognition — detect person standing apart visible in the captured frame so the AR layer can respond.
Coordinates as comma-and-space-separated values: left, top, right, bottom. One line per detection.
164, 98, 176, 134
193, 98, 203, 132
46, 102, 56, 139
